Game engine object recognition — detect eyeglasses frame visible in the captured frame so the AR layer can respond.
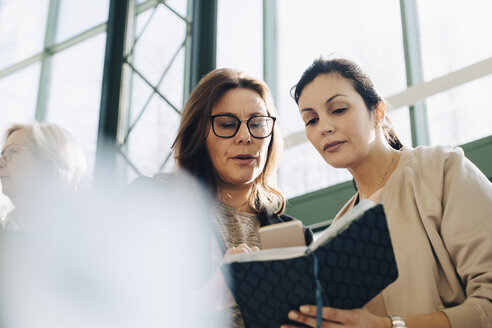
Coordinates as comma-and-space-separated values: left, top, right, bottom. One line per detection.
210, 114, 276, 139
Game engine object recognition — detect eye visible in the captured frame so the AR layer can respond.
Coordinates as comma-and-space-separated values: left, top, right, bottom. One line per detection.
249, 119, 266, 129
219, 121, 237, 129
214, 116, 239, 129
305, 118, 318, 126
332, 107, 348, 114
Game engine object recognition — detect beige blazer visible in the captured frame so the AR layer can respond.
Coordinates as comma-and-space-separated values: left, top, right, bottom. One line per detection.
335, 145, 492, 328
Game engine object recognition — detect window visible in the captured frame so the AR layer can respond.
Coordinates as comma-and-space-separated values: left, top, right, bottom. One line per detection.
123, 0, 189, 180
417, 0, 492, 146
217, 0, 263, 77
0, 0, 49, 70
417, 0, 492, 81
426, 75, 492, 146
56, 0, 109, 42
0, 63, 40, 133
47, 34, 107, 175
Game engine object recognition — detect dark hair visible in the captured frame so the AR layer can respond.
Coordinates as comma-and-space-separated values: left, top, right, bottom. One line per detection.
172, 68, 285, 214
292, 57, 403, 150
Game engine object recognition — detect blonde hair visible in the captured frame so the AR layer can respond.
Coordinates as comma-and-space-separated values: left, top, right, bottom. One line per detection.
5, 122, 87, 191
172, 68, 285, 214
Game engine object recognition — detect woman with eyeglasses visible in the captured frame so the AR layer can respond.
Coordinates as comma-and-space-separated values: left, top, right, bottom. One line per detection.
171, 68, 313, 327
0, 122, 87, 230
282, 58, 492, 328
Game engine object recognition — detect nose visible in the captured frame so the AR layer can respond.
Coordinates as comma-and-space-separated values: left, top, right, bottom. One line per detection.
234, 122, 251, 144
320, 118, 335, 136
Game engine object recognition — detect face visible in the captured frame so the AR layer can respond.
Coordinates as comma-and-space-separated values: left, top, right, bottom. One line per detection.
0, 129, 43, 202
298, 73, 384, 170
205, 88, 272, 188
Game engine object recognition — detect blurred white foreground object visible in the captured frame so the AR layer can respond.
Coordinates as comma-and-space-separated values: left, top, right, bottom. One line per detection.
0, 170, 221, 328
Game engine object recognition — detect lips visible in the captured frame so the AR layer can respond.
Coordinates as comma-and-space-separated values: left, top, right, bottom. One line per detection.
231, 154, 257, 165
323, 141, 346, 152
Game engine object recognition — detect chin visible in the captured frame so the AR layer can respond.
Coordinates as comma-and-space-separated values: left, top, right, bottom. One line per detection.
225, 173, 257, 187
323, 158, 348, 169
232, 177, 256, 187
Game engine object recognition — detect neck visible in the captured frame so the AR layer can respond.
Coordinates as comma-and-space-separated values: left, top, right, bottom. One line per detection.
217, 184, 254, 213
349, 143, 399, 199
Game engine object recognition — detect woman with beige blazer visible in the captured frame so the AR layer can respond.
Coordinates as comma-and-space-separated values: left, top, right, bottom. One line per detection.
283, 58, 492, 328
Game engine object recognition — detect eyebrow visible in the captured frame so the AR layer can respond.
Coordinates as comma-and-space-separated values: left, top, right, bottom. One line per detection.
300, 94, 347, 113
214, 111, 267, 117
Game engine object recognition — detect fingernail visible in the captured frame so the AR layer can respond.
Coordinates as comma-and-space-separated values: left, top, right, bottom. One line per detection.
288, 311, 298, 319
300, 305, 310, 313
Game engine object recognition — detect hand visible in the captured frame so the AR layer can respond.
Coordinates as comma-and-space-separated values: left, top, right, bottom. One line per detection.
281, 305, 391, 328
224, 243, 260, 257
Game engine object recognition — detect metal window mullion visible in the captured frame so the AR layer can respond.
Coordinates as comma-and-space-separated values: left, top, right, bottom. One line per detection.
400, 0, 430, 146
116, 145, 142, 176
159, 0, 191, 24
182, 0, 194, 103
35, 0, 60, 122
123, 40, 186, 143
126, 62, 180, 114
94, 0, 133, 184
0, 54, 42, 79
263, 0, 277, 101
188, 0, 217, 94
0, 23, 107, 80
135, 0, 160, 15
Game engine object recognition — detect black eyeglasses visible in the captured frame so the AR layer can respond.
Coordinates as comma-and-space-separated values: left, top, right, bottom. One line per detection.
210, 114, 276, 139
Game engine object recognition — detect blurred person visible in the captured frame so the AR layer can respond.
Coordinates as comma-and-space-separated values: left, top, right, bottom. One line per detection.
0, 165, 217, 328
282, 57, 492, 328
0, 122, 87, 230
172, 68, 313, 327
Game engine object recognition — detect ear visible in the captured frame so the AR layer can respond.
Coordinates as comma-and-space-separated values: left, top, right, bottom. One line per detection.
373, 101, 387, 127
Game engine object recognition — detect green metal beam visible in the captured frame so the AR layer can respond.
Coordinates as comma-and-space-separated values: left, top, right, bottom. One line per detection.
183, 0, 194, 103
263, 0, 277, 101
187, 0, 217, 95
35, 0, 60, 122
94, 0, 132, 184
400, 0, 430, 146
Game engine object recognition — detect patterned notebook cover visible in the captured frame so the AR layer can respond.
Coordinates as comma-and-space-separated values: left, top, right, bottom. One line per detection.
222, 204, 398, 328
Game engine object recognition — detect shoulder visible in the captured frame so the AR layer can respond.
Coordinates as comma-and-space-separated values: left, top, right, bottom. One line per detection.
130, 170, 209, 194
398, 145, 468, 185
403, 145, 488, 184
405, 145, 464, 167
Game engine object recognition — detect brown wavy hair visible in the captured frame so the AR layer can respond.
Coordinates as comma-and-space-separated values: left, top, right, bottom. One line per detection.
172, 68, 285, 214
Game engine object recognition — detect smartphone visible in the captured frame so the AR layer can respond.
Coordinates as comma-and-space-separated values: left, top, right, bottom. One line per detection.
259, 220, 306, 249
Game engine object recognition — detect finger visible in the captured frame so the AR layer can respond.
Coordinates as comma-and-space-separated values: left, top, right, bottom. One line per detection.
299, 305, 349, 323
224, 246, 247, 257
287, 310, 343, 328
237, 243, 252, 252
